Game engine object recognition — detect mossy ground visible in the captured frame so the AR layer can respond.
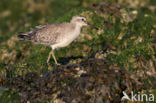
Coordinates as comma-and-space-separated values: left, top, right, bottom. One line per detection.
0, 0, 156, 103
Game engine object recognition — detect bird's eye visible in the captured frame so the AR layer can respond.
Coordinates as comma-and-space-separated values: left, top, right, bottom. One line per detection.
82, 19, 85, 21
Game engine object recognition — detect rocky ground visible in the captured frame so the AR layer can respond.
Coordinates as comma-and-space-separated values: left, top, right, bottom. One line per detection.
6, 58, 143, 103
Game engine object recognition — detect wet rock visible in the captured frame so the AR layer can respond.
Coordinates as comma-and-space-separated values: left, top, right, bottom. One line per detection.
5, 58, 142, 103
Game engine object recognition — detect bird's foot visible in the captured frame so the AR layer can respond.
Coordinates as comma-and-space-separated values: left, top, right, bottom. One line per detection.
56, 63, 61, 66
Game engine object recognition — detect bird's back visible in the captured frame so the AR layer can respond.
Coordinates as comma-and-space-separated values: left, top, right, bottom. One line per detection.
18, 23, 76, 46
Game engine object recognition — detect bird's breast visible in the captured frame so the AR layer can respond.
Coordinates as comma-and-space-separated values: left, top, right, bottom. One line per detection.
66, 28, 80, 42
58, 28, 80, 47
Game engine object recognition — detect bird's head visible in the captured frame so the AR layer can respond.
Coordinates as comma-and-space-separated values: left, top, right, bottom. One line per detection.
71, 15, 98, 30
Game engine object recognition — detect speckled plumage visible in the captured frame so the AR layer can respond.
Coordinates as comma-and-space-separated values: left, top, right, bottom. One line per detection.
26, 23, 76, 46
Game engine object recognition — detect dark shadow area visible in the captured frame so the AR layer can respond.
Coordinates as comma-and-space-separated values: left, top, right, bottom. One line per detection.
58, 56, 83, 65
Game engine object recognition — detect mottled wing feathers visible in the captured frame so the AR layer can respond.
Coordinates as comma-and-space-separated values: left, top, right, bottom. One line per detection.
18, 24, 60, 45
35, 24, 60, 45
18, 23, 75, 46
18, 24, 48, 41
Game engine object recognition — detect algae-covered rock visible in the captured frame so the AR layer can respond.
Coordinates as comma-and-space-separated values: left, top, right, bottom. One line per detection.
7, 58, 142, 103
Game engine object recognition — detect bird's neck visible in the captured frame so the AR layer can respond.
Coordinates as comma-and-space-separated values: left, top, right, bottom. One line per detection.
71, 22, 83, 28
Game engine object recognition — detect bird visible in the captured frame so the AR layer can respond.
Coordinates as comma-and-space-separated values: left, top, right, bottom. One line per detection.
18, 15, 97, 65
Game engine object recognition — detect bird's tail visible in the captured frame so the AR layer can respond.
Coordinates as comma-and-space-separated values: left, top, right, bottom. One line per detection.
18, 30, 36, 40
18, 24, 47, 41
18, 34, 30, 40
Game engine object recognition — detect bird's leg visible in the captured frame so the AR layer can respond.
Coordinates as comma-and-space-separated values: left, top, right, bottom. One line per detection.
47, 51, 52, 64
51, 50, 60, 65
47, 50, 59, 65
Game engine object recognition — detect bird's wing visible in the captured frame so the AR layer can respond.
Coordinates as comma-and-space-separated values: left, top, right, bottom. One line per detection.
18, 24, 49, 41
33, 23, 70, 45
19, 23, 63, 45
20, 24, 48, 35
19, 23, 73, 45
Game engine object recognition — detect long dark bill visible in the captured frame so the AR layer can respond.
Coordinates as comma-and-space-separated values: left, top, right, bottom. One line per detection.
87, 22, 98, 30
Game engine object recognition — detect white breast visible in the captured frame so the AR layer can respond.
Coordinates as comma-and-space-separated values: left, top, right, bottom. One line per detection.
63, 26, 81, 45
52, 26, 81, 49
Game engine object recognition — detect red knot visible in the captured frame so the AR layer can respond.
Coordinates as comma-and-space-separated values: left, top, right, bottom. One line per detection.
18, 15, 97, 65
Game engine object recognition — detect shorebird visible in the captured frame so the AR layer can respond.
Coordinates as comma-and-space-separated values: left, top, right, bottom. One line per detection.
18, 15, 97, 65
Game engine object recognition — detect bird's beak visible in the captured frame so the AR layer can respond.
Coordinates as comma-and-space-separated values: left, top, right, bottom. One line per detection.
86, 22, 98, 30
